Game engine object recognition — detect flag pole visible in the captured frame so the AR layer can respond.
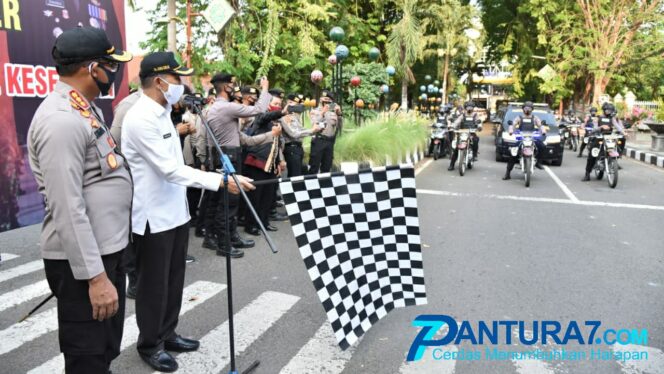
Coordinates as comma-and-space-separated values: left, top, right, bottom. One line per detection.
250, 164, 409, 186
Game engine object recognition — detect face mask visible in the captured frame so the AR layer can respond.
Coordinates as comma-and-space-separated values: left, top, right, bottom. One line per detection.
90, 64, 116, 96
268, 104, 281, 112
523, 108, 532, 115
158, 78, 185, 107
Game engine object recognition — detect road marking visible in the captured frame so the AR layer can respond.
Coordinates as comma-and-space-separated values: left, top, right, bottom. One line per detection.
0, 279, 50, 313
615, 344, 664, 374
415, 159, 434, 176
543, 166, 579, 203
417, 189, 664, 211
170, 291, 300, 374
0, 260, 44, 283
279, 322, 356, 374
0, 307, 57, 356
28, 281, 226, 374
0, 253, 20, 263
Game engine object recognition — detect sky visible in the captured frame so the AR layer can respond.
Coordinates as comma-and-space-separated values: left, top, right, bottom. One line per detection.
125, 0, 160, 54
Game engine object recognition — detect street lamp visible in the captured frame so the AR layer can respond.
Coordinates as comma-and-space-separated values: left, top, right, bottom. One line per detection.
328, 27, 347, 112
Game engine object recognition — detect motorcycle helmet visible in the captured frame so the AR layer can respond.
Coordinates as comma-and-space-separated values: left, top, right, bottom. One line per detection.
523, 101, 534, 115
567, 109, 574, 116
602, 103, 615, 117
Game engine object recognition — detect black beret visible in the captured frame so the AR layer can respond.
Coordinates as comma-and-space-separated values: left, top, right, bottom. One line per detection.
211, 73, 235, 84
269, 89, 285, 99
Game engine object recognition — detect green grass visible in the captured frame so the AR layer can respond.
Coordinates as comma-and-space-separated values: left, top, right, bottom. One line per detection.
333, 113, 429, 166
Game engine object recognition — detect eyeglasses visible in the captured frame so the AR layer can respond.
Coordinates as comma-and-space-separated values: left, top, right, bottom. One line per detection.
90, 61, 119, 73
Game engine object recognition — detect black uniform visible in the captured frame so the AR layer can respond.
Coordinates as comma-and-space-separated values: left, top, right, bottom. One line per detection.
584, 115, 624, 174
505, 115, 545, 176
448, 112, 480, 169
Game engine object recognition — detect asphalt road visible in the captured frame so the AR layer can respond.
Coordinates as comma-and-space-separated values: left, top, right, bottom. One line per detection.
0, 134, 663, 374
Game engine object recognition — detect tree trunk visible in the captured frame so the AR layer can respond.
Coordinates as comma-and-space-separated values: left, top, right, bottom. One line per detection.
167, 0, 177, 53
592, 71, 606, 106
401, 78, 408, 111
442, 53, 449, 104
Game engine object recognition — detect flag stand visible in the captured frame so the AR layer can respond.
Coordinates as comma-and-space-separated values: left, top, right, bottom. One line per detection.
190, 99, 277, 374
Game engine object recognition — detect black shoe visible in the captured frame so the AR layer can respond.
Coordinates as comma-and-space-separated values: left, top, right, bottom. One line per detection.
216, 246, 244, 258
582, 174, 590, 182
502, 172, 511, 180
472, 157, 478, 162
266, 224, 278, 232
535, 162, 544, 170
202, 236, 219, 251
164, 335, 200, 352
194, 227, 206, 238
618, 164, 623, 170
139, 350, 178, 373
447, 165, 455, 171
270, 212, 289, 221
244, 226, 261, 236
231, 234, 255, 249
126, 285, 137, 300
186, 255, 195, 263
577, 153, 583, 158
270, 208, 278, 216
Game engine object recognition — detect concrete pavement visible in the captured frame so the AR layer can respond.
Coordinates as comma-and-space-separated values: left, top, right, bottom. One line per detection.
0, 134, 663, 373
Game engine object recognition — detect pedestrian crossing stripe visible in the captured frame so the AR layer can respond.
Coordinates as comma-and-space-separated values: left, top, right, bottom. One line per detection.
279, 322, 356, 374
27, 280, 226, 374
0, 253, 20, 263
0, 279, 50, 313
0, 260, 43, 283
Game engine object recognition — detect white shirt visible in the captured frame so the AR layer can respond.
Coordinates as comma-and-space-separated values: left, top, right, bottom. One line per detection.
122, 94, 222, 235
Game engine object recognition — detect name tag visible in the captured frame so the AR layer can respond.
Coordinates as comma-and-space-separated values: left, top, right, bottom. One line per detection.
465, 117, 474, 121
523, 119, 532, 123
163, 133, 172, 139
94, 127, 115, 158
601, 118, 610, 123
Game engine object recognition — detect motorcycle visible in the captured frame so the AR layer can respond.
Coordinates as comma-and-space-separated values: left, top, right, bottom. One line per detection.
426, 116, 449, 160
561, 123, 580, 152
510, 130, 542, 187
451, 128, 476, 176
591, 132, 620, 188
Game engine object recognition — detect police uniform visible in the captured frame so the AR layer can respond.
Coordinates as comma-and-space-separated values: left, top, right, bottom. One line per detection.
584, 114, 624, 176
448, 110, 481, 170
204, 73, 274, 255
309, 90, 341, 174
27, 27, 132, 374
282, 93, 316, 177
504, 112, 545, 178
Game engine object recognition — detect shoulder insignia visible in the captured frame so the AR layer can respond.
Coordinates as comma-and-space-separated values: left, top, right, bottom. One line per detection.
106, 153, 118, 170
69, 90, 90, 110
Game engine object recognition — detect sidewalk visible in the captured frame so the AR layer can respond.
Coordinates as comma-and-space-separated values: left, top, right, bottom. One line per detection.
624, 130, 664, 168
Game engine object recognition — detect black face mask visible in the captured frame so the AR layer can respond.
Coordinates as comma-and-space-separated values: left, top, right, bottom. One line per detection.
92, 64, 116, 96
523, 108, 532, 115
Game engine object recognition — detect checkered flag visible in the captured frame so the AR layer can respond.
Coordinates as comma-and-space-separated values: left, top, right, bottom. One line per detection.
279, 164, 427, 350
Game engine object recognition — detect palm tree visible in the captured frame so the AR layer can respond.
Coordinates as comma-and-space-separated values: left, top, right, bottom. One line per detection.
386, 0, 423, 110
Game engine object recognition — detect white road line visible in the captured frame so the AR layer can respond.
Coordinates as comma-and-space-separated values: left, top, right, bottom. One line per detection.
0, 253, 20, 263
27, 281, 226, 374
543, 166, 579, 203
399, 346, 458, 374
417, 189, 664, 211
279, 322, 355, 374
170, 291, 300, 374
415, 159, 434, 177
615, 344, 664, 374
0, 260, 44, 283
0, 307, 57, 356
0, 279, 50, 313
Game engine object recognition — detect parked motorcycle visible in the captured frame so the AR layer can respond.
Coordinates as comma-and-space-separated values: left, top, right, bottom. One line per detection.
510, 130, 542, 187
591, 132, 620, 188
451, 128, 476, 176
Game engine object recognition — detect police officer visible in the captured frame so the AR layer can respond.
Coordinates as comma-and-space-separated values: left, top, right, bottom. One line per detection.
582, 103, 625, 181
282, 93, 322, 176
578, 107, 599, 157
503, 101, 547, 180
205, 73, 281, 258
28, 27, 133, 374
309, 90, 342, 174
448, 101, 482, 171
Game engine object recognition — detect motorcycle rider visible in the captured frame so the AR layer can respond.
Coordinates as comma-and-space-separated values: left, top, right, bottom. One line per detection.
502, 101, 546, 180
582, 102, 624, 181
428, 104, 453, 156
578, 107, 599, 157
448, 101, 482, 170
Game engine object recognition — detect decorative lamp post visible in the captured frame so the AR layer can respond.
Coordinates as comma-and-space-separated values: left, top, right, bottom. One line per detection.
368, 47, 380, 61
328, 27, 346, 115
311, 69, 323, 106
350, 75, 361, 125
386, 66, 396, 76
425, 74, 432, 82
420, 85, 426, 93
381, 84, 389, 112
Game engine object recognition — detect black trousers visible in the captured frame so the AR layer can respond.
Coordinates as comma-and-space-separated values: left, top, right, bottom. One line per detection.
284, 143, 305, 177
187, 187, 202, 221
44, 249, 126, 374
122, 242, 137, 287
134, 222, 188, 355
244, 165, 277, 228
205, 148, 242, 239
308, 137, 334, 174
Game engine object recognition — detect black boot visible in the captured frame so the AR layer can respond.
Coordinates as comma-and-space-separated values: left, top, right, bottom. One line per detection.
535, 161, 544, 170
502, 170, 511, 180
231, 233, 255, 248
194, 226, 206, 238
126, 271, 137, 299
447, 163, 455, 171
216, 245, 244, 258
202, 234, 219, 251
582, 173, 590, 182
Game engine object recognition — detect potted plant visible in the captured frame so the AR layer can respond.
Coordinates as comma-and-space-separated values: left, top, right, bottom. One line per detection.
644, 101, 664, 151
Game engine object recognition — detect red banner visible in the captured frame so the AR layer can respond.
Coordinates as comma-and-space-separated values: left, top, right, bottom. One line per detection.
0, 0, 129, 232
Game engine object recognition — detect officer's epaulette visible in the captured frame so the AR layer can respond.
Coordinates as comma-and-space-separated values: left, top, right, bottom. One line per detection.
69, 90, 100, 129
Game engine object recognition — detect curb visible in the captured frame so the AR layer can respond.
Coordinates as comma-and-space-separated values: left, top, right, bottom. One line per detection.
624, 147, 664, 168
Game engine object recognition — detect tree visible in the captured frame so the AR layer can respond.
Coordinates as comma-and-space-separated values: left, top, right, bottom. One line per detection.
420, 0, 476, 104
386, 0, 423, 110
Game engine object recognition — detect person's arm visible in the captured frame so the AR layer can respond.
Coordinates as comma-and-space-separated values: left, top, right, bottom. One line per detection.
451, 115, 462, 129
612, 117, 624, 133
193, 117, 208, 167
282, 118, 315, 139
33, 112, 105, 280
309, 109, 323, 125
123, 115, 222, 191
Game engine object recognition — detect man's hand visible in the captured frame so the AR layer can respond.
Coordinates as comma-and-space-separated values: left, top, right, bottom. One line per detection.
312, 124, 323, 133
278, 160, 287, 176
271, 124, 282, 137
88, 272, 118, 322
260, 76, 269, 91
188, 123, 197, 135
321, 104, 329, 114
282, 104, 290, 115
222, 175, 255, 194
176, 123, 190, 136
334, 105, 342, 115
